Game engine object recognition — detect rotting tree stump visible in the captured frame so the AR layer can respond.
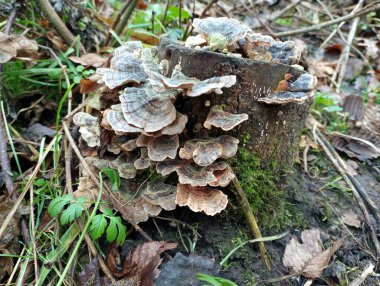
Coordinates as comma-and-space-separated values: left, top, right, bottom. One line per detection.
157, 38, 313, 167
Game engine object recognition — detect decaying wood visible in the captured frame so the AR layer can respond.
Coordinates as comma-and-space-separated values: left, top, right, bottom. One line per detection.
157, 38, 311, 166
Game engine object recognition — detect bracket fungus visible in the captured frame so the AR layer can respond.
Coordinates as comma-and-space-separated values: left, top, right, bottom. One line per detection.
204, 105, 248, 131
136, 134, 179, 161
258, 73, 317, 105
192, 17, 251, 51
120, 86, 177, 132
179, 135, 239, 166
141, 182, 177, 211
176, 184, 228, 216
72, 14, 318, 222
73, 112, 100, 147
149, 67, 236, 97
108, 154, 137, 180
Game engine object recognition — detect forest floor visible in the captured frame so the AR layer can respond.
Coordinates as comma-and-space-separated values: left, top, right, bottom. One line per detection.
0, 0, 380, 285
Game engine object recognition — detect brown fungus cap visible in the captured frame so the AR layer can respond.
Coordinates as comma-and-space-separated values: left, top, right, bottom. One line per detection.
204, 105, 248, 131
176, 184, 228, 216
192, 17, 251, 44
136, 134, 179, 161
120, 86, 177, 132
134, 148, 154, 170
258, 91, 315, 105
108, 154, 137, 179
106, 109, 143, 134
148, 69, 236, 97
72, 112, 100, 148
142, 181, 177, 211
96, 53, 147, 89
179, 135, 239, 166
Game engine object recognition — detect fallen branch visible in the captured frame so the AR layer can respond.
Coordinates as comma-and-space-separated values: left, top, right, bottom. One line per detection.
348, 263, 375, 286
35, 0, 77, 46
334, 0, 363, 92
271, 2, 380, 38
231, 174, 271, 269
103, 0, 133, 46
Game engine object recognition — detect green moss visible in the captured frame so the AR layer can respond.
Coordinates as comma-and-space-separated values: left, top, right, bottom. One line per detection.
236, 147, 288, 230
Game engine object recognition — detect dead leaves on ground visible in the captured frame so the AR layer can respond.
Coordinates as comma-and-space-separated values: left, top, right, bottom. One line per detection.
0, 196, 29, 280
0, 32, 38, 63
106, 241, 176, 285
283, 229, 343, 279
341, 210, 361, 228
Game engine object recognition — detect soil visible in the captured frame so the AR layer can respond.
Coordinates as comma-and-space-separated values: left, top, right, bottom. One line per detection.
123, 160, 380, 286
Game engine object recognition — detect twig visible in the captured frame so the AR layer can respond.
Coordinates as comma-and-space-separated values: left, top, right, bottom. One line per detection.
317, 0, 373, 71
104, 0, 132, 46
231, 174, 271, 269
62, 121, 153, 242
268, 0, 302, 22
114, 0, 138, 39
77, 220, 116, 283
271, 2, 380, 38
220, 231, 289, 266
348, 263, 375, 286
35, 0, 77, 47
0, 134, 57, 240
335, 1, 363, 92
325, 133, 380, 222
0, 102, 14, 195
307, 119, 380, 257
0, 8, 18, 198
161, 0, 171, 26
200, 0, 218, 18
30, 185, 39, 281
39, 45, 75, 194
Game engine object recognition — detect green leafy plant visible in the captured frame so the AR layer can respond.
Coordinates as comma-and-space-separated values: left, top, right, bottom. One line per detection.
129, 4, 192, 40
48, 195, 127, 244
196, 274, 238, 286
104, 167, 121, 191
89, 208, 127, 245
312, 92, 349, 133
48, 194, 86, 225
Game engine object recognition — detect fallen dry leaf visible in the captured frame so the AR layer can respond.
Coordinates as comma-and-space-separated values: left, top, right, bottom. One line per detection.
0, 32, 38, 63
69, 53, 106, 68
106, 241, 177, 285
341, 210, 361, 228
332, 135, 380, 161
77, 258, 111, 286
283, 229, 343, 279
0, 196, 29, 280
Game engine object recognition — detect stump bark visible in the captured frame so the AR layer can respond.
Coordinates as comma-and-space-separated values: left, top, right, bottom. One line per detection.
157, 38, 313, 167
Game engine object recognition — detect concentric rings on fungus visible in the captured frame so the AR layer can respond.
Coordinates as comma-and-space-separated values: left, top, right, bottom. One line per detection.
176, 184, 228, 216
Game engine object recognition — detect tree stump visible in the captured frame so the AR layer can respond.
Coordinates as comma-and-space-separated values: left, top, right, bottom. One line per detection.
157, 38, 313, 167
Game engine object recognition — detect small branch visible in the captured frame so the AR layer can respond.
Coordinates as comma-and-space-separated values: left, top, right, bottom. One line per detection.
231, 174, 271, 270
348, 263, 375, 286
35, 0, 77, 46
271, 2, 380, 38
0, 8, 18, 197
114, 0, 138, 39
200, 0, 218, 18
103, 0, 132, 46
336, 3, 363, 91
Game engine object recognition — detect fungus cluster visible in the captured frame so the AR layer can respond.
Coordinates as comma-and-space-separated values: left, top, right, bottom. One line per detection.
185, 17, 317, 103
73, 17, 317, 223
74, 40, 248, 222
